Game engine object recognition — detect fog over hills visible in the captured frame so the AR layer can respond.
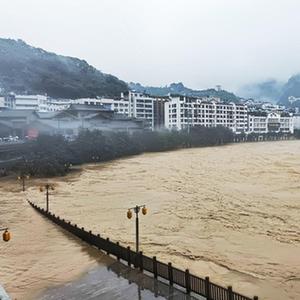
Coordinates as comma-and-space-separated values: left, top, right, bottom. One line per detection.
0, 38, 300, 108
128, 82, 240, 103
238, 77, 300, 108
0, 38, 128, 98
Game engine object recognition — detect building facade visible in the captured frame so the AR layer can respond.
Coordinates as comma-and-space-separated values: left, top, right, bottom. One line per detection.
293, 114, 300, 130
0, 105, 145, 138
15, 95, 48, 111
0, 96, 5, 108
164, 96, 248, 133
247, 112, 294, 134
153, 97, 168, 129
122, 91, 154, 129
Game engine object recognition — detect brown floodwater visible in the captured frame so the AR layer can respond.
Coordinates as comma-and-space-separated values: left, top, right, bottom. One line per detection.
0, 140, 300, 300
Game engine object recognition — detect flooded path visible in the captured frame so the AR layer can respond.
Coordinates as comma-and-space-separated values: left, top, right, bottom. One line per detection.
0, 140, 300, 299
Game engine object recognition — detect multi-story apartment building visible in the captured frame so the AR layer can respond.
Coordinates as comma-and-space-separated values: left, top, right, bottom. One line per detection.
153, 97, 168, 129
0, 96, 5, 108
71, 93, 154, 129
15, 95, 48, 111
123, 91, 154, 129
293, 114, 300, 129
0, 94, 17, 109
248, 112, 294, 134
165, 96, 248, 133
46, 99, 72, 111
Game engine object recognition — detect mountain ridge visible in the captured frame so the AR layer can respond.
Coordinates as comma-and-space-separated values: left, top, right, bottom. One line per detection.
128, 82, 240, 102
0, 38, 128, 98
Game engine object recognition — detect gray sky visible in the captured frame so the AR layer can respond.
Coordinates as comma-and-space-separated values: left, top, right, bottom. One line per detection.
1, 0, 300, 92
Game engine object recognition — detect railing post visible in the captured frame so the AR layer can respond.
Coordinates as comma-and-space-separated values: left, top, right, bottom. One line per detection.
185, 269, 191, 294
127, 246, 131, 266
153, 256, 158, 279
228, 286, 233, 300
205, 276, 211, 300
168, 263, 173, 286
139, 251, 143, 271
106, 237, 110, 255
116, 242, 120, 260
96, 234, 101, 250
254, 297, 258, 300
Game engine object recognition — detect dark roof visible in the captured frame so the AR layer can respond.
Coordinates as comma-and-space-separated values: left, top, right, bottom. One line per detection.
68, 104, 113, 112
36, 112, 59, 119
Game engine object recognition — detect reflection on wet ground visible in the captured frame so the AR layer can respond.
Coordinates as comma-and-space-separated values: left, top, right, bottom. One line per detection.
39, 258, 202, 300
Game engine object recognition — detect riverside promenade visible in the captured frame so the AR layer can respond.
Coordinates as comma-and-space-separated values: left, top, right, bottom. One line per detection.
28, 201, 258, 300
39, 258, 201, 300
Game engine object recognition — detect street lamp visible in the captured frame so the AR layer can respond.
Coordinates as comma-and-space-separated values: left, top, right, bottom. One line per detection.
64, 163, 73, 172
127, 205, 147, 253
39, 184, 55, 212
0, 227, 11, 242
17, 174, 30, 192
91, 156, 100, 162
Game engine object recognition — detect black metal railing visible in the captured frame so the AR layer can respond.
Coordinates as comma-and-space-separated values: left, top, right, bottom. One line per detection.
28, 201, 258, 300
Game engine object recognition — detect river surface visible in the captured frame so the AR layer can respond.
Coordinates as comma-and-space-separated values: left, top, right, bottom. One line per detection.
0, 141, 299, 300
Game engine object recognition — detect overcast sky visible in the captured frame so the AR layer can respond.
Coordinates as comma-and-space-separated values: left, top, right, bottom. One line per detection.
1, 0, 300, 92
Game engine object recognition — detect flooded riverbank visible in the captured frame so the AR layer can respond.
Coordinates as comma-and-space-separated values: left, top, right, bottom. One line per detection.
1, 140, 299, 299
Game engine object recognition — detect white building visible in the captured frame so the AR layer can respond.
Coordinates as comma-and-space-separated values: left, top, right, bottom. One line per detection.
123, 91, 154, 129
15, 95, 48, 111
248, 112, 294, 134
0, 97, 5, 108
46, 99, 71, 111
293, 114, 300, 130
164, 96, 248, 133
78, 92, 155, 129
74, 97, 130, 116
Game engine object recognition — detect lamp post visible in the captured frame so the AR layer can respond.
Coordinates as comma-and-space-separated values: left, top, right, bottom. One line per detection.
127, 205, 147, 253
40, 184, 55, 212
17, 174, 30, 192
91, 156, 100, 162
64, 162, 73, 172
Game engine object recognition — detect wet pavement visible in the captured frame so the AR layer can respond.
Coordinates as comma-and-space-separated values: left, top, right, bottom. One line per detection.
39, 258, 203, 300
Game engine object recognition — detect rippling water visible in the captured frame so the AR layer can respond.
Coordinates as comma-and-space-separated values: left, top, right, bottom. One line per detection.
1, 141, 300, 300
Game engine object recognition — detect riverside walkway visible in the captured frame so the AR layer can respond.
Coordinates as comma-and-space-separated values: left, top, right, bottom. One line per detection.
39, 258, 202, 300
28, 201, 258, 300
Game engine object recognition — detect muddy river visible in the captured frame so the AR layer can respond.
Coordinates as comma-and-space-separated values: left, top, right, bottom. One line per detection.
0, 140, 299, 300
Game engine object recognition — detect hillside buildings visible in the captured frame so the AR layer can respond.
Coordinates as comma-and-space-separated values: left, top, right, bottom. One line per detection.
0, 91, 295, 135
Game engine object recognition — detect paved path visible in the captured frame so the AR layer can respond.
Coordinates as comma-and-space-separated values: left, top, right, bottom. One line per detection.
39, 258, 204, 300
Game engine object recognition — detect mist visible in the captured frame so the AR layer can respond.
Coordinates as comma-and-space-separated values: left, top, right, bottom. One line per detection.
1, 0, 300, 92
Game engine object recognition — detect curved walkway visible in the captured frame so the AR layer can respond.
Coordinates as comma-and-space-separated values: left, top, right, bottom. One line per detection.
39, 257, 203, 300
